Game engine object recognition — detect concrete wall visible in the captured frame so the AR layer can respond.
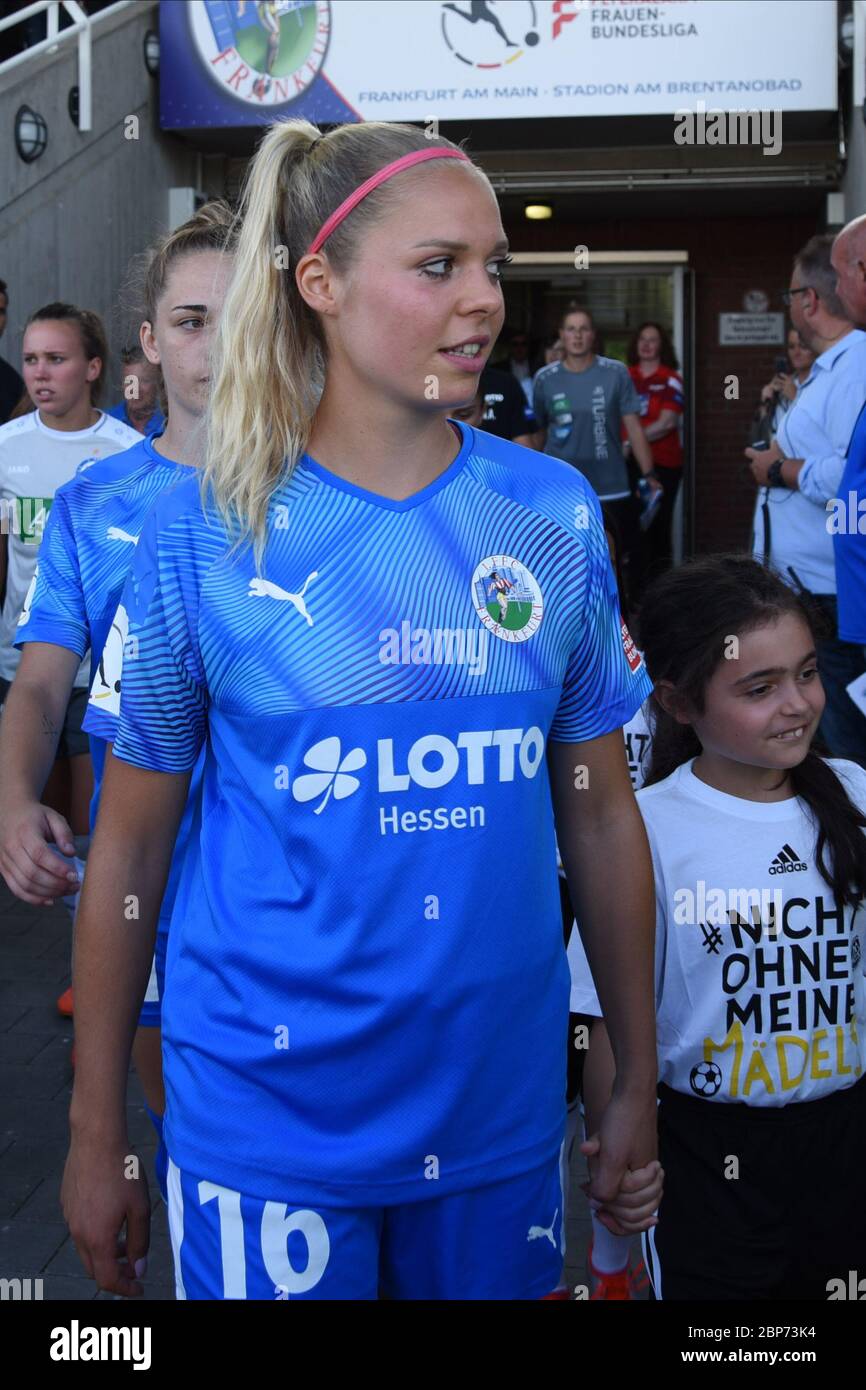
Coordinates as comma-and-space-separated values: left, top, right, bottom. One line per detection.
0, 2, 226, 401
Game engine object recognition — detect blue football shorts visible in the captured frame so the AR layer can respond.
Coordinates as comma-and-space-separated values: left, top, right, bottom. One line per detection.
166, 1148, 565, 1300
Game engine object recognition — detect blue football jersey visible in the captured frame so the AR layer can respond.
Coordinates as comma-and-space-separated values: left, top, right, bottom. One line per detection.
112, 422, 651, 1206
14, 434, 200, 920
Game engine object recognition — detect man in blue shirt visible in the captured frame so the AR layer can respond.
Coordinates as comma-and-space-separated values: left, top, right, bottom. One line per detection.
746, 234, 866, 765
831, 215, 866, 658
105, 344, 165, 437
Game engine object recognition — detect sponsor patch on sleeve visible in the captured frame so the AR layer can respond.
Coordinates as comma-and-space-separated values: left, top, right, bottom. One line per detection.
621, 619, 642, 673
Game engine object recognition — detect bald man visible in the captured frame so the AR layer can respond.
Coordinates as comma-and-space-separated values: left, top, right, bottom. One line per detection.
831, 218, 866, 667
832, 215, 866, 327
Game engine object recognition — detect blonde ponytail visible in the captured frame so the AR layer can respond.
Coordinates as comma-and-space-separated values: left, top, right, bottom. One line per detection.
203, 118, 478, 562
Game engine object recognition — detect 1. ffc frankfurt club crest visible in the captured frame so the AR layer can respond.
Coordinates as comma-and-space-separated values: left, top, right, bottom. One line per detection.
471, 554, 543, 643
190, 1, 331, 106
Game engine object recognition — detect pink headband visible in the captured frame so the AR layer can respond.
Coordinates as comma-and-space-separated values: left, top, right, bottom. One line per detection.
305, 148, 471, 257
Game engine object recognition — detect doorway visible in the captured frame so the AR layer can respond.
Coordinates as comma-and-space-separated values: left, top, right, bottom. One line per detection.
494, 252, 693, 561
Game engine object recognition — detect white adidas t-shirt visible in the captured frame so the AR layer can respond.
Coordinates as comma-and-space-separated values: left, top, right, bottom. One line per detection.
0, 410, 140, 685
637, 757, 866, 1106
566, 700, 652, 1015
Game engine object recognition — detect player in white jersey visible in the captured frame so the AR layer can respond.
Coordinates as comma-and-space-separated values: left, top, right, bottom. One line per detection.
637, 555, 866, 1300
0, 305, 139, 1017
63, 120, 661, 1301
0, 306, 139, 850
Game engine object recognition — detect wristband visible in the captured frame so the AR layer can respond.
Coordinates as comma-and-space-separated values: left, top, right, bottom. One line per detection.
767, 459, 785, 488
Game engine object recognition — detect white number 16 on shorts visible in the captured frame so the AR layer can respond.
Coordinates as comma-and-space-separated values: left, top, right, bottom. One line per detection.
167, 1159, 331, 1300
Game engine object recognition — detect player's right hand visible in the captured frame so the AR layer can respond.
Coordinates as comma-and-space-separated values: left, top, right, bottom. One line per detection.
0, 801, 79, 906
61, 1136, 151, 1298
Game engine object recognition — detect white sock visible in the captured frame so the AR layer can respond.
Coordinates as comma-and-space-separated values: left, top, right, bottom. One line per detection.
590, 1213, 630, 1274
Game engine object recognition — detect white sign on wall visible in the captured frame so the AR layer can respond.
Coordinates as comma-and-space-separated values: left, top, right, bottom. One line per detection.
719, 313, 786, 346
170, 1, 838, 128
327, 0, 837, 120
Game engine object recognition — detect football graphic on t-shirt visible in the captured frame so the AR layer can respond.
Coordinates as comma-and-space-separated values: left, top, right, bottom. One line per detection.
689, 1061, 722, 1098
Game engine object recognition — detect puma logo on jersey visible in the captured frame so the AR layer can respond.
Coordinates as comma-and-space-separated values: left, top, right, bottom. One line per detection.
248, 573, 318, 627
527, 1209, 558, 1248
106, 526, 139, 545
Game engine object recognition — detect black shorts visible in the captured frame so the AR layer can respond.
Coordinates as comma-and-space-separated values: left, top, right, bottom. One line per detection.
643, 1076, 866, 1300
0, 678, 90, 760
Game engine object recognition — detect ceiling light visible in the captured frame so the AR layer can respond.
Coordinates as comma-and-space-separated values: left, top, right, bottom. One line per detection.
525, 202, 553, 221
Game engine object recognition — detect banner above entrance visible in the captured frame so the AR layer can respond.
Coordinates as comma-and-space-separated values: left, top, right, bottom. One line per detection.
159, 1, 837, 130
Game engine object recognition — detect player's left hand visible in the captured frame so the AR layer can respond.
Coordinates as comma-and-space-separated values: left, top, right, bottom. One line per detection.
580, 1083, 659, 1233
580, 1148, 663, 1234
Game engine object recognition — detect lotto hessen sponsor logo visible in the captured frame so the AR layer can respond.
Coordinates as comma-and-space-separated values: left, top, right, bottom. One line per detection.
289, 727, 545, 836
769, 844, 808, 875
471, 555, 543, 643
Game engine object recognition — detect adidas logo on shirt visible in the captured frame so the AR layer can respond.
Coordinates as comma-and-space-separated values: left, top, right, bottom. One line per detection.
768, 843, 808, 874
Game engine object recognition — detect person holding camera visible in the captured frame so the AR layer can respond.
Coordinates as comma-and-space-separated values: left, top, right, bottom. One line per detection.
745, 234, 866, 766
751, 328, 814, 448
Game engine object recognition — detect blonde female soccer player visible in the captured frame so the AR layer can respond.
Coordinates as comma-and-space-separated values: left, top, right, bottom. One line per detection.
63, 120, 660, 1300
